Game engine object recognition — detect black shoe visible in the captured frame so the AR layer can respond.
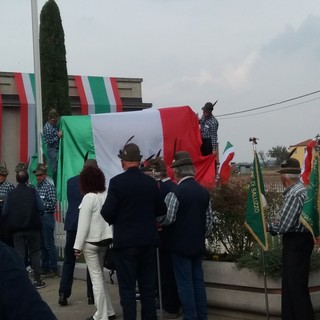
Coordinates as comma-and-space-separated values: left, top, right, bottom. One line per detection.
108, 315, 116, 320
88, 297, 94, 305
58, 294, 68, 306
86, 317, 94, 320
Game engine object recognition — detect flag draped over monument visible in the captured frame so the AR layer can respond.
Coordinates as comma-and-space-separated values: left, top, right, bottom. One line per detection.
57, 106, 216, 203
245, 151, 268, 251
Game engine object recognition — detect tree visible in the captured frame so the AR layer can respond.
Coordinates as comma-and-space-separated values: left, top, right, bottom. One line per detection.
39, 0, 71, 121
267, 146, 289, 165
258, 150, 268, 168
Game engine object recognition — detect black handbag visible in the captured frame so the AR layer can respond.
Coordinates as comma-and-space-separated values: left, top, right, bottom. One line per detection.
104, 243, 115, 284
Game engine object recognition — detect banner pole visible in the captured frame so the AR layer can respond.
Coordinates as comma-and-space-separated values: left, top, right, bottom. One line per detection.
261, 249, 270, 320
249, 137, 270, 319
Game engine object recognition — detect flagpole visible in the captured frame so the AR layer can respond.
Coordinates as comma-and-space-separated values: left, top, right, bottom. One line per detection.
261, 248, 270, 320
31, 0, 43, 163
249, 137, 270, 320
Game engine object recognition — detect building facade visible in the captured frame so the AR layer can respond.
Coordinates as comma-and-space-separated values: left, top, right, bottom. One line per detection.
0, 71, 152, 181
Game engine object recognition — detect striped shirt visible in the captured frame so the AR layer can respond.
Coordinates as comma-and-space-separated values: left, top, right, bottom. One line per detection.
268, 181, 307, 234
43, 121, 59, 148
0, 180, 15, 197
199, 114, 219, 150
35, 179, 57, 214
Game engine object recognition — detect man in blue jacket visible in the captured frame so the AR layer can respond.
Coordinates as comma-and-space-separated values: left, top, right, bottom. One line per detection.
158, 151, 213, 320
101, 142, 163, 320
3, 170, 46, 289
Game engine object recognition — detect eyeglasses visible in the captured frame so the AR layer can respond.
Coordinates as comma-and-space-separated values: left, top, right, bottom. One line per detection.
35, 174, 43, 177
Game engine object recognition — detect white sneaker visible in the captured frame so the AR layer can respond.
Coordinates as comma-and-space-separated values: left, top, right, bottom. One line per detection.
26, 266, 33, 275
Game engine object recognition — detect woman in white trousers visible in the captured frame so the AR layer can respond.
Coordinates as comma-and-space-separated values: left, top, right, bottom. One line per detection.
74, 165, 115, 320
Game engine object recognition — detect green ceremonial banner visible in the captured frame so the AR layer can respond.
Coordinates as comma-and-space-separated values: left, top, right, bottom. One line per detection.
300, 153, 320, 242
245, 151, 268, 251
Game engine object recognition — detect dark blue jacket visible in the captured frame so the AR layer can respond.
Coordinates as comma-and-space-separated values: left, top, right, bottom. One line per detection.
0, 241, 57, 319
4, 184, 44, 232
166, 178, 210, 258
101, 167, 162, 248
64, 175, 83, 231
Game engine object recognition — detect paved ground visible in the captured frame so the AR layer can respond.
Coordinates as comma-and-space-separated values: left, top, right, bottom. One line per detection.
38, 274, 283, 320
37, 263, 320, 320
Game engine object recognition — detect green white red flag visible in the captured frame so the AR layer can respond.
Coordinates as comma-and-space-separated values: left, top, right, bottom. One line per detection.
217, 141, 235, 184
57, 106, 216, 203
245, 151, 268, 251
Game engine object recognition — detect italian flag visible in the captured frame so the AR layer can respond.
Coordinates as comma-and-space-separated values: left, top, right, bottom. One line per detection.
217, 141, 235, 184
14, 73, 37, 163
301, 139, 317, 186
57, 106, 216, 203
74, 76, 122, 114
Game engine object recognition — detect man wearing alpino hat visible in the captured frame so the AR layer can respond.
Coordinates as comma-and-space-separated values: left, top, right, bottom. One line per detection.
157, 151, 213, 320
33, 163, 58, 278
43, 108, 63, 182
199, 101, 219, 157
267, 158, 314, 320
101, 141, 163, 320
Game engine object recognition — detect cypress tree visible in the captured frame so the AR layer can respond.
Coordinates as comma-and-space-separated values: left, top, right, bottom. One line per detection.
39, 0, 71, 121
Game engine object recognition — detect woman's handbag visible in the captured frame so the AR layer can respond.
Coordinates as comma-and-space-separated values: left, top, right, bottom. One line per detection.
103, 243, 115, 284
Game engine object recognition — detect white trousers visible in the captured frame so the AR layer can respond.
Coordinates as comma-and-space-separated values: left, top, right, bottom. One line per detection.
83, 243, 115, 320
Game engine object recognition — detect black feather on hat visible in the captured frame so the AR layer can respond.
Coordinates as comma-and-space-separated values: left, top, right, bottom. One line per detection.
202, 100, 218, 112
118, 136, 142, 162
171, 151, 193, 168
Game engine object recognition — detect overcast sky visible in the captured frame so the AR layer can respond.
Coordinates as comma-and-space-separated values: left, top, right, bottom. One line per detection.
1, 0, 320, 162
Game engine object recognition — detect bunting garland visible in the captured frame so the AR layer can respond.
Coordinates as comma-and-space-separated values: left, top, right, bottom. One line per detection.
74, 76, 122, 114
14, 73, 36, 163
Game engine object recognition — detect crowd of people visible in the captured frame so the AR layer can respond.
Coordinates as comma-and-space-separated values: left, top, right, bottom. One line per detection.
0, 103, 317, 320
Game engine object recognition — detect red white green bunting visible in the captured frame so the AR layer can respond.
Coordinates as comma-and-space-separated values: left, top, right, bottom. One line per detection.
13, 73, 122, 162
74, 76, 122, 114
14, 73, 36, 163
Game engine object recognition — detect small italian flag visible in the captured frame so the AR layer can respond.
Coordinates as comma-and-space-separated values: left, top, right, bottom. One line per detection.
57, 106, 216, 203
301, 139, 317, 186
217, 141, 235, 184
